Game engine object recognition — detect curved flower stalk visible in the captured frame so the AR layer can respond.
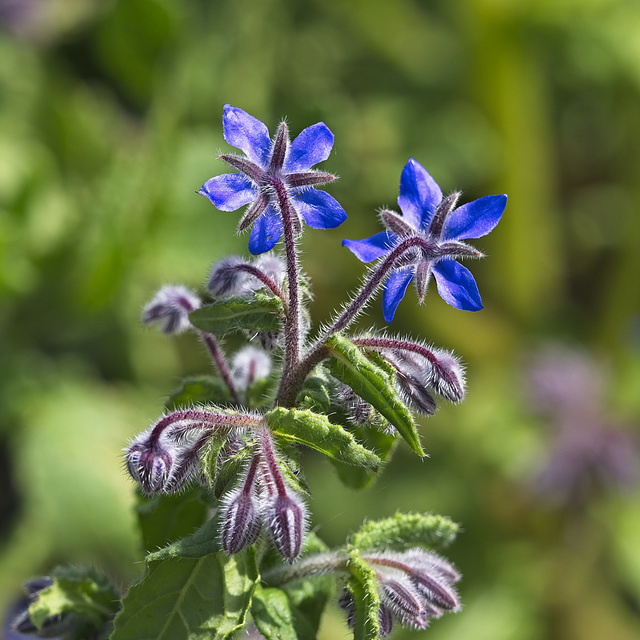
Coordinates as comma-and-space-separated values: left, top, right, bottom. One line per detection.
343, 158, 506, 321
199, 104, 346, 254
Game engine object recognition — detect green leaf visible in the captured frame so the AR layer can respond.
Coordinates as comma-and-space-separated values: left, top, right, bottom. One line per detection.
28, 567, 120, 632
189, 294, 283, 336
136, 488, 208, 552
166, 376, 231, 410
251, 585, 298, 640
329, 422, 398, 490
111, 518, 258, 640
325, 334, 425, 458
265, 407, 381, 471
352, 512, 459, 551
347, 549, 380, 640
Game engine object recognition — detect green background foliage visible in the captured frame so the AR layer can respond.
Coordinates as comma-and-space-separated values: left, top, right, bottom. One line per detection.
2, 1, 640, 638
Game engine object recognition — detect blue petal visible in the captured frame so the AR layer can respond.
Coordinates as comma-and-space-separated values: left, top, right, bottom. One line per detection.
382, 267, 414, 322
442, 194, 507, 241
223, 105, 272, 166
432, 259, 483, 311
285, 123, 334, 172
343, 231, 397, 263
248, 205, 282, 254
198, 174, 255, 211
294, 189, 346, 229
397, 158, 443, 231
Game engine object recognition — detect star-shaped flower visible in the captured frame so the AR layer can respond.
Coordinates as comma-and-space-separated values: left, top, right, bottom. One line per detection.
343, 158, 506, 322
199, 105, 347, 254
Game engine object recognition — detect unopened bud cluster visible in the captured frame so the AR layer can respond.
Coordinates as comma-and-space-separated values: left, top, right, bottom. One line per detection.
340, 549, 461, 636
220, 427, 308, 562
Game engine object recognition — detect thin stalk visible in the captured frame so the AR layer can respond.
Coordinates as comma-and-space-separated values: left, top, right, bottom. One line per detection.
200, 333, 241, 405
262, 551, 348, 586
272, 178, 303, 406
277, 236, 435, 405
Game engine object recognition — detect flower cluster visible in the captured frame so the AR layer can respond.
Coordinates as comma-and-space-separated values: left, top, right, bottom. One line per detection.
116, 105, 506, 639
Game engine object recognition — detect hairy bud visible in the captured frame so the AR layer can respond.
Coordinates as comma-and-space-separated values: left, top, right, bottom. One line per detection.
207, 256, 254, 298
264, 491, 308, 562
220, 455, 263, 555
231, 346, 272, 390
142, 285, 201, 334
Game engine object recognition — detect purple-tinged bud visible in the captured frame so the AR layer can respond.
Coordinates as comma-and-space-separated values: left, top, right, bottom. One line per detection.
207, 256, 254, 298
337, 589, 356, 629
378, 603, 394, 638
258, 330, 283, 351
380, 574, 428, 630
231, 346, 272, 390
125, 409, 261, 495
257, 426, 309, 561
220, 455, 263, 555
394, 369, 437, 416
142, 285, 201, 334
126, 430, 174, 495
265, 491, 308, 562
253, 255, 286, 290
337, 385, 377, 425
411, 570, 461, 612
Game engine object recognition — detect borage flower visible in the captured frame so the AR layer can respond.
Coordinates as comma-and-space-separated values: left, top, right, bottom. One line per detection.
199, 105, 346, 254
343, 159, 506, 322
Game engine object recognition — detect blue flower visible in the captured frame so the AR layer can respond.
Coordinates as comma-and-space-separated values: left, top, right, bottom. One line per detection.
343, 158, 506, 322
199, 105, 346, 254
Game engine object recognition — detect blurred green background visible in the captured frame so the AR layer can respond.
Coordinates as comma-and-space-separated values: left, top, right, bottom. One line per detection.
2, 0, 640, 638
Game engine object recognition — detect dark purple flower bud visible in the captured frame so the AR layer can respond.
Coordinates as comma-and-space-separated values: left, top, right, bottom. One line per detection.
264, 492, 308, 562
337, 589, 356, 629
142, 285, 201, 334
207, 256, 254, 298
380, 574, 428, 630
378, 603, 394, 637
220, 455, 263, 555
125, 409, 259, 496
231, 346, 272, 390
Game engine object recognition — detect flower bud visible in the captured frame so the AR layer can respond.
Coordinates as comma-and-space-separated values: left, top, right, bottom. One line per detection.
142, 285, 201, 334
220, 456, 263, 555
231, 346, 272, 390
265, 491, 308, 562
207, 256, 254, 298
380, 574, 428, 630
125, 409, 250, 495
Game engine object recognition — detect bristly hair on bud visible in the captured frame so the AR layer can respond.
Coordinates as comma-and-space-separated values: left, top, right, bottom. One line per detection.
207, 256, 255, 298
219, 453, 263, 555
257, 426, 309, 562
264, 491, 309, 563
359, 548, 461, 632
353, 335, 466, 406
231, 346, 272, 391
142, 285, 201, 334
125, 408, 262, 496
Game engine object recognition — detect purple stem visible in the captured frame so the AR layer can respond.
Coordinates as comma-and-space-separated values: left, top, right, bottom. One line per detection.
271, 178, 304, 406
276, 236, 435, 405
201, 333, 242, 405
236, 263, 289, 312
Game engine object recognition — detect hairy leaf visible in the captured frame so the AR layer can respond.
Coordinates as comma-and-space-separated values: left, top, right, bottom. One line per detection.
265, 407, 381, 470
353, 513, 459, 551
251, 585, 298, 640
136, 488, 208, 552
189, 294, 283, 335
325, 334, 425, 457
110, 518, 258, 640
28, 567, 120, 632
166, 376, 231, 410
347, 549, 380, 640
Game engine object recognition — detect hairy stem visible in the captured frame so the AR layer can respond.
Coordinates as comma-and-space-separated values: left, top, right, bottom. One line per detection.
262, 551, 348, 586
272, 178, 304, 406
201, 333, 241, 405
277, 236, 435, 405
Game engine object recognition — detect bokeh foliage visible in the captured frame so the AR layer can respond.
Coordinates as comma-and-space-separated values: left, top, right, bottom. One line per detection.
1, 1, 640, 638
